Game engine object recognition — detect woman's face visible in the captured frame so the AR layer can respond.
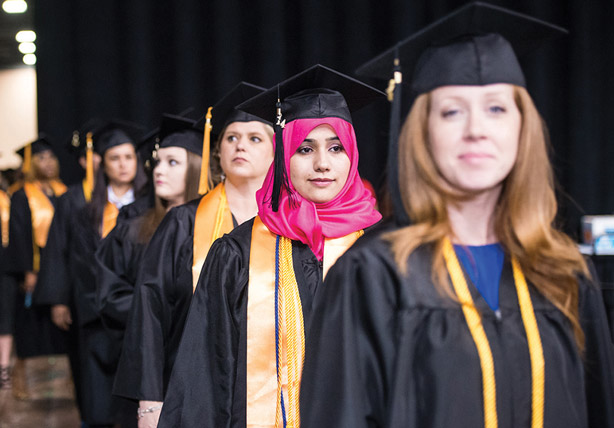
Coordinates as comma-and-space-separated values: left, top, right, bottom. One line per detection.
32, 150, 58, 179
153, 146, 188, 205
219, 121, 274, 184
428, 83, 521, 195
290, 124, 351, 204
103, 142, 137, 186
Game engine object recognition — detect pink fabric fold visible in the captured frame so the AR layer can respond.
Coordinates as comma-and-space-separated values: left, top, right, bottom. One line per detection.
257, 117, 381, 260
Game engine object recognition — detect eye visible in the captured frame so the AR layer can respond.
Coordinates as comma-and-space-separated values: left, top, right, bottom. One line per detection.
296, 145, 313, 155
488, 105, 506, 114
329, 144, 345, 153
226, 135, 238, 142
441, 109, 460, 118
169, 159, 178, 166
250, 136, 262, 143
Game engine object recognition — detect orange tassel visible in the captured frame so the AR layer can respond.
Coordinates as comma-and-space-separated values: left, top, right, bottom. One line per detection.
198, 106, 213, 195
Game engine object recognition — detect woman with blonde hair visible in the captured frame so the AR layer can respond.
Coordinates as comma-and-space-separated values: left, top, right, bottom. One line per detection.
300, 3, 614, 428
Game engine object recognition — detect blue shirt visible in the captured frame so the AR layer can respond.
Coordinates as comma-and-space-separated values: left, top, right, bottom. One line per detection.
453, 243, 504, 311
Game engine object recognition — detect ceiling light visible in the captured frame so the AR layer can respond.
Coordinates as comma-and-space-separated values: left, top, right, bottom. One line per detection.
23, 53, 36, 65
2, 0, 27, 14
16, 30, 36, 43
18, 42, 35, 54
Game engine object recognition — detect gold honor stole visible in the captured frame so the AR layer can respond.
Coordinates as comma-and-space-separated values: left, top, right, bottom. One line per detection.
0, 190, 10, 247
102, 202, 120, 239
442, 237, 545, 428
246, 216, 363, 428
23, 181, 67, 271
192, 183, 233, 292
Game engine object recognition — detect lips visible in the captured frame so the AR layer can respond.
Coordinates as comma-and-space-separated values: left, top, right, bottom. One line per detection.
309, 178, 334, 187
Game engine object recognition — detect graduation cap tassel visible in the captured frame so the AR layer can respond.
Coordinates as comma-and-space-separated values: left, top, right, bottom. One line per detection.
84, 132, 94, 203
387, 50, 410, 225
22, 143, 32, 175
271, 97, 285, 212
198, 106, 214, 195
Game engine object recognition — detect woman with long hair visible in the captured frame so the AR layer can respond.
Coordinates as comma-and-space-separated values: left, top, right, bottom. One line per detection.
34, 121, 146, 427
300, 3, 614, 428
6, 137, 68, 399
113, 83, 275, 428
157, 65, 383, 428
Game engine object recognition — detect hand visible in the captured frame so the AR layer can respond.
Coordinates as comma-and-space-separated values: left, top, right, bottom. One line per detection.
138, 400, 163, 428
23, 272, 37, 294
51, 304, 72, 331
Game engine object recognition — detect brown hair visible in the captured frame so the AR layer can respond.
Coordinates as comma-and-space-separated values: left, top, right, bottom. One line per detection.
384, 86, 589, 350
138, 150, 203, 243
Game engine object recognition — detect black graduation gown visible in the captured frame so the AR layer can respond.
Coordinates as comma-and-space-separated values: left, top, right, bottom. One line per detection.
34, 184, 139, 426
157, 218, 322, 428
7, 187, 68, 358
299, 226, 614, 428
113, 197, 203, 402
95, 197, 151, 346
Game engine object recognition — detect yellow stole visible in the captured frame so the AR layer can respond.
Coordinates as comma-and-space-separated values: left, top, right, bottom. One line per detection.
102, 202, 120, 238
246, 217, 363, 428
23, 180, 67, 271
0, 190, 10, 247
442, 237, 545, 428
192, 182, 233, 291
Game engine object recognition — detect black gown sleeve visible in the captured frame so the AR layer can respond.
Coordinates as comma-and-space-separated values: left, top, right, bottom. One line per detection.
34, 189, 74, 306
300, 237, 399, 428
578, 275, 614, 428
113, 208, 194, 402
7, 189, 33, 275
158, 235, 248, 428
95, 218, 144, 335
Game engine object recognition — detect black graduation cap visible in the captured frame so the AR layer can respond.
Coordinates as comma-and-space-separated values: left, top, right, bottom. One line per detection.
89, 119, 145, 155
237, 64, 385, 212
237, 64, 384, 125
157, 114, 203, 155
356, 1, 567, 94
354, 2, 566, 225
17, 134, 55, 159
195, 82, 270, 138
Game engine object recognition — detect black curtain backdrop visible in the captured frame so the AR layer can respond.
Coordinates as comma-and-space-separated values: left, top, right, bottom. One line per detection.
34, 0, 614, 239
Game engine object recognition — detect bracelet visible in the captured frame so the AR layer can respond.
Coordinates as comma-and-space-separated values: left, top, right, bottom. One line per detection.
137, 404, 163, 419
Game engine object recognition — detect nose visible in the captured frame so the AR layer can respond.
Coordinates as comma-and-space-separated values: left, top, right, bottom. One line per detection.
314, 150, 330, 172
235, 136, 247, 151
464, 108, 486, 142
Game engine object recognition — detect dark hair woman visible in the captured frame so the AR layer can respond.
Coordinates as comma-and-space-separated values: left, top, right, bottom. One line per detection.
300, 3, 614, 428
34, 120, 147, 427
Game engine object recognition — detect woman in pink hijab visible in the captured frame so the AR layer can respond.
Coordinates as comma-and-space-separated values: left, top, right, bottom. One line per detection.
158, 65, 383, 428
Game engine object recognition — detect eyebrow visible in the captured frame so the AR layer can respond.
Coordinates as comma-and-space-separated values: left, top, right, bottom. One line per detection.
302, 136, 341, 143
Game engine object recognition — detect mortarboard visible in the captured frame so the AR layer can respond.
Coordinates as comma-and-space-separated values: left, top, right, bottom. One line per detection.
17, 134, 56, 175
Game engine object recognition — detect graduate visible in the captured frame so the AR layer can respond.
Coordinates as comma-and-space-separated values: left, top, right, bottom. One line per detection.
157, 64, 383, 428
300, 3, 614, 428
6, 136, 68, 399
34, 120, 147, 427
113, 82, 274, 428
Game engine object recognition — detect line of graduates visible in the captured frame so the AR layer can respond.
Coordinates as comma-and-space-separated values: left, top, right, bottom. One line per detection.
1, 2, 613, 428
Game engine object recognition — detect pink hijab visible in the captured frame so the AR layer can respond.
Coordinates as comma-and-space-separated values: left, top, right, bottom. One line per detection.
257, 117, 381, 260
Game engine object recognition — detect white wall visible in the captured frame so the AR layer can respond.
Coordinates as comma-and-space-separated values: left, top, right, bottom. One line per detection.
0, 67, 37, 170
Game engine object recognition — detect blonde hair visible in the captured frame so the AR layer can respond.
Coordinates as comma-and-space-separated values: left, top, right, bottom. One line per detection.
385, 86, 589, 350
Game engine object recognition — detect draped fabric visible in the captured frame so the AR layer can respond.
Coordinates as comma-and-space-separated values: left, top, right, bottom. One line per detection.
257, 118, 380, 260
